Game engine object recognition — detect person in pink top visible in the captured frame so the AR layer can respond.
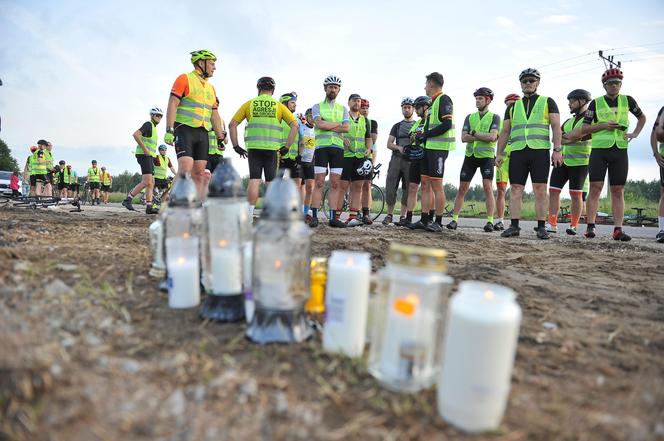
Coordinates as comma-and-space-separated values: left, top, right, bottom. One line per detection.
10, 170, 20, 197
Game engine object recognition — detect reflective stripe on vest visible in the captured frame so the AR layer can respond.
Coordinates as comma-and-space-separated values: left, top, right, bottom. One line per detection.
244, 95, 282, 150
154, 155, 169, 179
136, 121, 158, 157
345, 115, 368, 158
509, 96, 551, 150
281, 120, 299, 159
315, 100, 345, 148
31, 152, 47, 175
562, 117, 591, 166
426, 94, 456, 151
175, 71, 216, 131
591, 95, 629, 149
208, 130, 223, 155
88, 167, 100, 182
465, 111, 496, 158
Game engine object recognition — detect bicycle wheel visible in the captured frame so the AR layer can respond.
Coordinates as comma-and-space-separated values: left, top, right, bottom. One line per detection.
370, 184, 385, 221
322, 188, 331, 219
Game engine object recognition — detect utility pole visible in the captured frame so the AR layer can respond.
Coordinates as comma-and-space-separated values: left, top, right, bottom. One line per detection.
598, 50, 622, 69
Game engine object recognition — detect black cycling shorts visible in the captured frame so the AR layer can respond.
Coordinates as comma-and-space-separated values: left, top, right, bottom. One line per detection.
248, 149, 277, 181
589, 146, 628, 186
341, 156, 363, 181
174, 124, 209, 161
460, 156, 495, 182
660, 166, 664, 187
57, 182, 69, 190
300, 161, 315, 180
89, 182, 100, 190
100, 184, 111, 192
422, 149, 449, 179
30, 174, 46, 185
313, 147, 344, 173
44, 172, 53, 184
279, 157, 301, 179
508, 147, 550, 186
155, 178, 169, 189
549, 164, 588, 192
408, 159, 422, 184
136, 154, 154, 175
206, 154, 222, 173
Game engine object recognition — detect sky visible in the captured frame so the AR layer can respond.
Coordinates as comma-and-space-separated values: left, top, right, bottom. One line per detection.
1, 0, 664, 191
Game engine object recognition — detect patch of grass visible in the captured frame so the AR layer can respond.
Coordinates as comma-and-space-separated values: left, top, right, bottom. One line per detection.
74, 273, 132, 322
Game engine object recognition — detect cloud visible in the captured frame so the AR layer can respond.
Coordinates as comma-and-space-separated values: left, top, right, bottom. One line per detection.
495, 16, 515, 28
541, 15, 577, 24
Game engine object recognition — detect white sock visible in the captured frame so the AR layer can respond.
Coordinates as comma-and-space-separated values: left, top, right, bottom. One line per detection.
496, 218, 503, 224
659, 216, 664, 231
249, 205, 255, 217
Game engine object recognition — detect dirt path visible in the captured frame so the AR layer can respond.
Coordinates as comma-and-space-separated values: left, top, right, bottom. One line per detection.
1, 207, 663, 441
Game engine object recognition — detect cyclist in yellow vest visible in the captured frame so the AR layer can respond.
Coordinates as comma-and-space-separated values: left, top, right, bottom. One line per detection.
229, 76, 298, 218
123, 107, 163, 213
154, 144, 177, 199
409, 72, 455, 233
496, 68, 562, 240
358, 99, 378, 225
652, 106, 664, 243
206, 117, 227, 174
164, 50, 226, 199
278, 92, 302, 189
300, 109, 317, 222
547, 89, 593, 236
341, 94, 373, 227
403, 96, 432, 228
447, 87, 500, 233
23, 145, 44, 196
87, 160, 101, 205
100, 166, 112, 204
494, 93, 520, 231
579, 68, 647, 241
55, 160, 71, 198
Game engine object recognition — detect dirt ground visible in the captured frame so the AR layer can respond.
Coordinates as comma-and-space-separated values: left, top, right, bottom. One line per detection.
1, 205, 663, 441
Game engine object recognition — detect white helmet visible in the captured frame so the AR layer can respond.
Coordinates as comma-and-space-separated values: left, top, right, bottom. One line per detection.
150, 107, 164, 116
356, 159, 373, 177
323, 75, 342, 87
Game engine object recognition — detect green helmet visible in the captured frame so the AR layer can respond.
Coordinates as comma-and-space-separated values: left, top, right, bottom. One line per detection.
190, 50, 217, 64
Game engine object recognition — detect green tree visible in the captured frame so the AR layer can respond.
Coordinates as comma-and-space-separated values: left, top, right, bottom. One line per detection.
0, 138, 19, 171
111, 170, 142, 193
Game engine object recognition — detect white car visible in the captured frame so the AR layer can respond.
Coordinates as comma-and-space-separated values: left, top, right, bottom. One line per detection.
0, 170, 21, 196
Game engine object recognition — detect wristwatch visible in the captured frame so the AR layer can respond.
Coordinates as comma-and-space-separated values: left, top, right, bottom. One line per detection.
166, 127, 174, 134
553, 147, 562, 152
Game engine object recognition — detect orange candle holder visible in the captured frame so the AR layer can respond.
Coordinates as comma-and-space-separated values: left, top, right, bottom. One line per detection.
305, 257, 327, 314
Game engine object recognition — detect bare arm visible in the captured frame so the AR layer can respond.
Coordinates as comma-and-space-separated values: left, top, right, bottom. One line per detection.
315, 118, 341, 131
386, 135, 401, 152
285, 121, 298, 150
211, 109, 223, 139
496, 120, 511, 157
229, 119, 240, 147
331, 121, 350, 133
626, 113, 647, 140
465, 129, 498, 143
550, 113, 562, 149
133, 130, 149, 155
166, 95, 180, 131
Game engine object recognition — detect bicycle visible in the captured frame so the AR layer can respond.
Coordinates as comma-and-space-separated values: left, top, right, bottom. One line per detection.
322, 163, 385, 221
139, 176, 174, 207
79, 183, 93, 205
624, 207, 657, 227
556, 205, 571, 224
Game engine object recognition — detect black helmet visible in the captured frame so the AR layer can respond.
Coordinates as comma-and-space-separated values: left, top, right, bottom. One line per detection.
256, 76, 276, 90
566, 89, 592, 102
473, 87, 494, 98
519, 68, 541, 81
413, 96, 431, 108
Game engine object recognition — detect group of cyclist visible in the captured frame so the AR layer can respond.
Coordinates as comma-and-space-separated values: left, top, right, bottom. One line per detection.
123, 49, 664, 243
20, 140, 116, 205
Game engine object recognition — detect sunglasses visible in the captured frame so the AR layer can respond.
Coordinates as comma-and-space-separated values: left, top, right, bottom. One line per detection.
521, 78, 538, 84
605, 80, 622, 86
153, 114, 163, 118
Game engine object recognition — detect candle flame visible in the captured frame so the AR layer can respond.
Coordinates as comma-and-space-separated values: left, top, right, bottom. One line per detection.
218, 240, 228, 248
484, 290, 495, 301
274, 260, 282, 269
177, 257, 186, 265
346, 256, 354, 266
394, 294, 419, 317
182, 232, 190, 240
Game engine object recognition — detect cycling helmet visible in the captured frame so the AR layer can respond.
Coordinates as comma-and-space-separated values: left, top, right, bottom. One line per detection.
401, 97, 415, 106
356, 159, 373, 177
504, 93, 521, 103
101, 166, 106, 170
66, 164, 72, 168
280, 92, 297, 103
256, 76, 276, 90
323, 75, 342, 87
58, 160, 66, 165
30, 145, 38, 152
150, 107, 163, 116
190, 49, 217, 63
305, 107, 313, 115
601, 68, 623, 83
361, 99, 370, 108
566, 89, 592, 101
158, 144, 168, 151
413, 96, 432, 108
473, 87, 494, 98
519, 68, 541, 80
403, 144, 425, 161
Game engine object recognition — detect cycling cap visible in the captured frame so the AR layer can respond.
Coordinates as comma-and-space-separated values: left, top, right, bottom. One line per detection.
257, 76, 276, 90
413, 96, 432, 107
473, 87, 494, 98
190, 50, 217, 63
601, 68, 623, 83
566, 89, 592, 101
150, 107, 163, 116
519, 68, 541, 80
401, 97, 414, 106
323, 75, 342, 86
504, 93, 521, 103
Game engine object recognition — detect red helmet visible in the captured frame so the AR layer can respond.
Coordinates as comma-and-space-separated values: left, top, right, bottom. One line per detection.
601, 68, 623, 83
30, 145, 38, 152
360, 98, 370, 108
504, 93, 521, 104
